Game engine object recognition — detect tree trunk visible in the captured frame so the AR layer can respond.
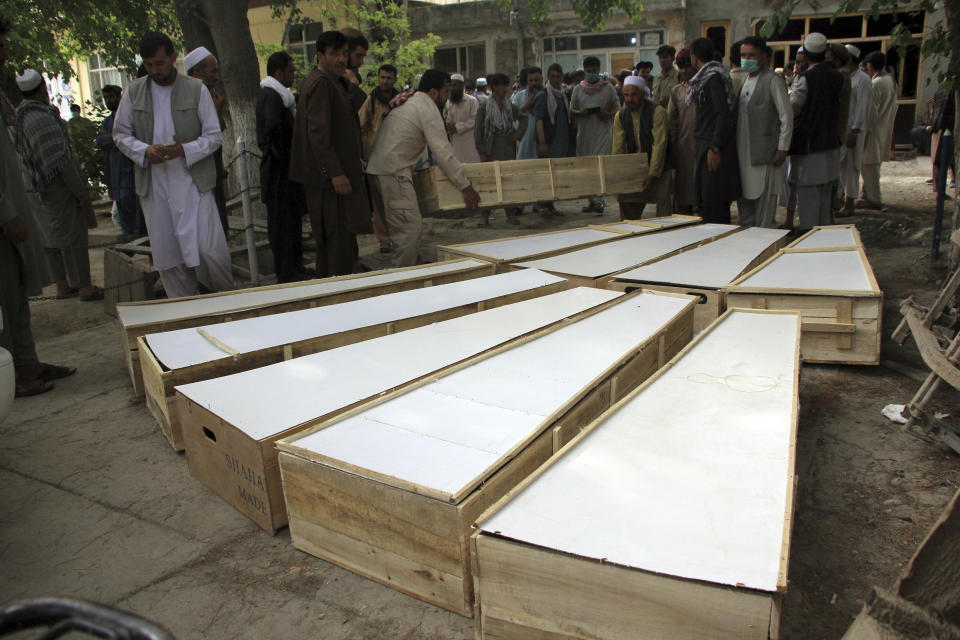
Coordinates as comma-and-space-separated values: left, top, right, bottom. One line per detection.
172, 0, 264, 223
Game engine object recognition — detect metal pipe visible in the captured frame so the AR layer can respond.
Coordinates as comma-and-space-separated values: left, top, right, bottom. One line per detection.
236, 135, 260, 285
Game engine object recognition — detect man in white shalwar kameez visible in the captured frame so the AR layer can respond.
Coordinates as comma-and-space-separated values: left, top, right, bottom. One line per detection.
443, 74, 481, 164
858, 50, 897, 210
735, 37, 792, 228
838, 44, 872, 215
113, 32, 233, 298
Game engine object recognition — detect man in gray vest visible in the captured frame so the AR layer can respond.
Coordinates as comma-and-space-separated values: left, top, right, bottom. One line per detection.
735, 36, 792, 228
114, 31, 233, 298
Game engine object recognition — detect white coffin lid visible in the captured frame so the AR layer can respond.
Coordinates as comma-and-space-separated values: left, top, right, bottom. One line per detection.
176, 287, 623, 441
117, 259, 488, 328
614, 227, 788, 289
479, 310, 799, 593
145, 269, 565, 370
791, 226, 858, 249
288, 291, 692, 500
514, 224, 739, 278
449, 228, 621, 261
734, 249, 874, 291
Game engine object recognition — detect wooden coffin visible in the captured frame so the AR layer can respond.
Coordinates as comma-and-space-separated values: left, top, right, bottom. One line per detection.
787, 223, 862, 250
512, 223, 740, 288
588, 214, 702, 235
414, 154, 648, 215
436, 216, 700, 273
276, 290, 697, 615
608, 227, 790, 332
472, 308, 801, 640
118, 259, 493, 397
723, 247, 882, 365
176, 287, 625, 534
140, 269, 567, 451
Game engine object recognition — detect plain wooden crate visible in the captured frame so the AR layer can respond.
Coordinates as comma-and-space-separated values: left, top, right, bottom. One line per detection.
276, 291, 696, 616
724, 248, 882, 365
140, 276, 566, 451
103, 247, 160, 317
119, 259, 494, 398
607, 230, 789, 333
470, 309, 801, 639
415, 154, 649, 214
175, 288, 624, 534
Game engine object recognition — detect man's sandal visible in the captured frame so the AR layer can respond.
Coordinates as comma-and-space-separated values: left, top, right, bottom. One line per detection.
15, 378, 54, 398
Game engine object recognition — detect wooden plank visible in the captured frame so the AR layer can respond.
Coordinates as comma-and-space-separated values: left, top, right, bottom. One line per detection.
179, 288, 627, 533
144, 270, 568, 451
118, 259, 494, 396
474, 536, 775, 640
277, 291, 696, 615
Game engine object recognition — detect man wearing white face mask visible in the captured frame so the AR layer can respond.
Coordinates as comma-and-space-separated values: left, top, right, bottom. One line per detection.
735, 36, 792, 228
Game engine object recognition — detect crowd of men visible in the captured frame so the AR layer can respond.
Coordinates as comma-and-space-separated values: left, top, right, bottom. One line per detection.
0, 21, 943, 397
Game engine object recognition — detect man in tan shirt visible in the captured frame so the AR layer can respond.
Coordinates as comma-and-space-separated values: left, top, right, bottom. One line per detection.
366, 69, 480, 267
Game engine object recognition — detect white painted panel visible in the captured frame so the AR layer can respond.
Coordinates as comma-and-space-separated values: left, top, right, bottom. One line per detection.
450, 228, 620, 261
615, 227, 788, 288
515, 224, 739, 278
480, 310, 798, 593
735, 249, 872, 291
117, 260, 487, 328
176, 287, 622, 441
291, 292, 692, 497
145, 269, 566, 370
792, 227, 857, 248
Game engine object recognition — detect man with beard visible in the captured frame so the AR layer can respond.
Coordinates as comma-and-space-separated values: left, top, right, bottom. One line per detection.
859, 50, 897, 210
257, 50, 308, 283
341, 29, 370, 113
475, 72, 525, 225
789, 33, 844, 231
113, 32, 232, 297
96, 84, 138, 241
359, 63, 399, 251
613, 76, 669, 219
185, 45, 229, 235
836, 44, 871, 215
366, 69, 480, 266
444, 73, 481, 163
290, 30, 371, 277
687, 37, 739, 223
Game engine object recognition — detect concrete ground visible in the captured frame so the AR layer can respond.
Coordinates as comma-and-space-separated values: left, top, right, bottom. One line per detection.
1, 157, 958, 639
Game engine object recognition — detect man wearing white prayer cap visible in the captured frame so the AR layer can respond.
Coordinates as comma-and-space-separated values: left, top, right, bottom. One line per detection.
113, 32, 233, 298
612, 75, 669, 218
837, 43, 872, 214
788, 32, 845, 231
444, 73, 481, 163
186, 45, 228, 234
13, 68, 101, 302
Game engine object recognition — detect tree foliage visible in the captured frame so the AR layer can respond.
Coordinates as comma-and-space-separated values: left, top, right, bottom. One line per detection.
0, 0, 179, 79
761, 0, 957, 89
271, 0, 440, 90
499, 0, 647, 32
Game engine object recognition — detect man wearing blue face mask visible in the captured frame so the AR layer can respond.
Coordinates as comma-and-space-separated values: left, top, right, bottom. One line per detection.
735, 36, 792, 228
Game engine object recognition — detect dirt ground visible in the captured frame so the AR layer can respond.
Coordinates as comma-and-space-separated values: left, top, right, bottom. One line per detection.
4, 157, 959, 639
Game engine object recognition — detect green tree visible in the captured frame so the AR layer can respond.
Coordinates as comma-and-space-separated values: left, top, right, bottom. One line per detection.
277, 0, 441, 90
0, 0, 179, 78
